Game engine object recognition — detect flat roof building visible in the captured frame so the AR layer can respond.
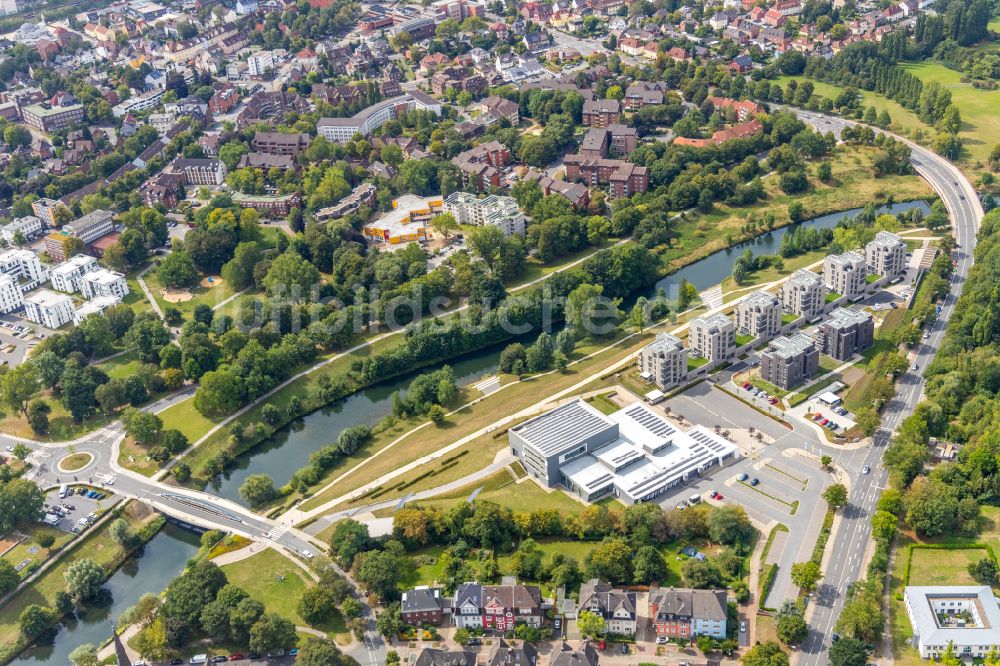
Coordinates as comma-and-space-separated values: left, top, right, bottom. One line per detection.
639, 333, 687, 390
64, 209, 115, 244
73, 294, 122, 325
317, 92, 442, 143
51, 254, 99, 293
363, 194, 442, 245
0, 274, 24, 314
866, 230, 906, 278
689, 313, 735, 363
443, 192, 525, 237
735, 290, 781, 340
80, 268, 129, 300
760, 333, 819, 390
24, 289, 75, 329
904, 586, 1000, 659
780, 268, 826, 319
508, 399, 738, 504
824, 250, 867, 300
817, 307, 874, 361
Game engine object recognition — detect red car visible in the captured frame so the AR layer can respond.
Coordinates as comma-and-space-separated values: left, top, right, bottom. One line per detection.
743, 382, 752, 390
228, 656, 243, 662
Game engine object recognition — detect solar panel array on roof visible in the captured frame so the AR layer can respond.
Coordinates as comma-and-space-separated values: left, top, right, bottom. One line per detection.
623, 403, 675, 437
513, 400, 615, 456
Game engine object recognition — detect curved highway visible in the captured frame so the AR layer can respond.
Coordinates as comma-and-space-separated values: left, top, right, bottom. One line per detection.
792, 109, 984, 666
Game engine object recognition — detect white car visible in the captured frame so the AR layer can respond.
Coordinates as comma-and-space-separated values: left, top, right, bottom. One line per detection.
301, 549, 314, 559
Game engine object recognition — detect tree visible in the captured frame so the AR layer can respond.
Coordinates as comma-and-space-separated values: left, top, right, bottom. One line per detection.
0, 558, 19, 596
790, 560, 822, 592
249, 613, 297, 654
742, 641, 788, 666
157, 250, 199, 288
12, 443, 29, 461
970, 557, 999, 586
376, 603, 403, 639
823, 483, 848, 509
776, 602, 808, 645
263, 251, 321, 301
134, 618, 168, 661
124, 409, 163, 445
109, 518, 138, 549
871, 510, 898, 543
70, 644, 100, 666
19, 604, 55, 638
1, 363, 39, 416
355, 549, 404, 600
430, 212, 459, 239
829, 637, 869, 666
298, 586, 337, 626
854, 407, 880, 436
836, 580, 884, 642
239, 474, 277, 508
329, 520, 369, 567
296, 638, 358, 666
577, 609, 606, 638
707, 505, 754, 545
65, 558, 106, 602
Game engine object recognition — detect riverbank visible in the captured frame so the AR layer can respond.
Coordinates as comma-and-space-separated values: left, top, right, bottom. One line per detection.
0, 502, 165, 666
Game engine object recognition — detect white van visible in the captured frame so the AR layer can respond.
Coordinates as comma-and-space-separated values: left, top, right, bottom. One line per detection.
688, 494, 701, 505
58, 484, 68, 498
190, 655, 207, 664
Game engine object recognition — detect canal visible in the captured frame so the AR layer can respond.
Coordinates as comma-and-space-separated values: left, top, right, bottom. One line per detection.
9, 524, 200, 666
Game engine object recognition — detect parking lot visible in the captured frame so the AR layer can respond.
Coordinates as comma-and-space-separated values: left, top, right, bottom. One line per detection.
0, 322, 41, 367
662, 381, 789, 441
43, 485, 121, 534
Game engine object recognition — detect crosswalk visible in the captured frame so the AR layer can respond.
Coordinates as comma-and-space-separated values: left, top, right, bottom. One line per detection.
264, 524, 289, 540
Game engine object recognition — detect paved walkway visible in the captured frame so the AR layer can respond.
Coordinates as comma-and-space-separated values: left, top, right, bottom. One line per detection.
136, 264, 163, 319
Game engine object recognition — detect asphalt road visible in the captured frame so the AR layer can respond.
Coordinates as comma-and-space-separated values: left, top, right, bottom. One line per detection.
791, 109, 984, 665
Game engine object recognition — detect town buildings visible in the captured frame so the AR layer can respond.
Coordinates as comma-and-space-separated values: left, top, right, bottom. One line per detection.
317, 92, 442, 142
231, 192, 302, 218
639, 333, 687, 390
451, 583, 543, 630
865, 230, 906, 277
31, 199, 67, 228
0, 248, 48, 290
50, 254, 99, 293
564, 156, 648, 199
73, 294, 122, 325
400, 587, 446, 626
22, 103, 84, 132
734, 290, 781, 340
79, 268, 129, 300
443, 192, 525, 236
649, 587, 729, 639
24, 289, 75, 328
0, 217, 43, 244
577, 580, 638, 635
0, 275, 24, 314
362, 194, 442, 245
171, 158, 227, 186
252, 132, 310, 156
817, 307, 874, 361
582, 99, 621, 128
904, 586, 1000, 659
760, 333, 819, 390
780, 269, 826, 319
823, 250, 867, 300
689, 313, 736, 363
315, 183, 377, 221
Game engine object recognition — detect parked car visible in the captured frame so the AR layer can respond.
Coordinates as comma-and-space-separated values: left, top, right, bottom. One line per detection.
189, 655, 207, 665
466, 638, 482, 646
211, 656, 228, 663
737, 473, 749, 482
750, 477, 760, 486
656, 636, 668, 645
709, 490, 719, 499
170, 660, 183, 665
740, 621, 748, 633
228, 655, 243, 662
620, 644, 629, 655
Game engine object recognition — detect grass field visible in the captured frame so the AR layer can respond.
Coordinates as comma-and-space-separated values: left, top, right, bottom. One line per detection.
0, 392, 113, 441
220, 548, 350, 644
157, 396, 222, 444
908, 546, 988, 586
97, 353, 142, 380
0, 525, 74, 580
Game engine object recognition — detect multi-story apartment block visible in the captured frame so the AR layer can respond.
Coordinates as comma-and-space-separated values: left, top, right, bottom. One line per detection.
649, 588, 728, 639
624, 81, 665, 110
582, 99, 621, 127
0, 216, 43, 244
579, 125, 638, 158
0, 274, 24, 314
689, 313, 735, 362
735, 290, 781, 340
865, 231, 906, 278
51, 254, 99, 293
171, 158, 227, 186
639, 333, 688, 390
760, 333, 819, 390
64, 210, 115, 245
252, 132, 310, 156
578, 580, 638, 635
31, 198, 67, 227
563, 156, 648, 199
780, 269, 826, 319
24, 289, 75, 329
400, 587, 445, 626
443, 192, 525, 236
823, 250, 867, 300
247, 50, 275, 77
317, 92, 442, 142
231, 192, 302, 219
80, 268, 129, 301
22, 103, 84, 132
73, 294, 122, 325
0, 248, 48, 290
817, 307, 874, 361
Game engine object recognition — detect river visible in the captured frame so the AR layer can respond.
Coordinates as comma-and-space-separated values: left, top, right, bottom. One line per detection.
207, 200, 931, 505
9, 524, 201, 666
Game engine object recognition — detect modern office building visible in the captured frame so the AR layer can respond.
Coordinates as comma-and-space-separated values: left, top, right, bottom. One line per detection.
508, 399, 738, 504
816, 307, 874, 361
0, 274, 24, 314
760, 333, 819, 390
689, 313, 736, 363
0, 216, 43, 244
24, 289, 75, 328
171, 158, 227, 186
823, 250, 867, 300
50, 254, 99, 293
22, 103, 84, 132
780, 268, 826, 319
735, 290, 781, 340
80, 268, 129, 300
904, 586, 1000, 659
866, 231, 907, 278
442, 192, 525, 236
31, 198, 67, 227
639, 333, 688, 390
64, 210, 115, 244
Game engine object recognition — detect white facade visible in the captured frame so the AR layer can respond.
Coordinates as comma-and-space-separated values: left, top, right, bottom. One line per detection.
443, 192, 526, 236
0, 274, 24, 314
317, 92, 443, 142
1, 216, 43, 243
73, 294, 123, 325
51, 254, 99, 293
639, 332, 687, 389
866, 230, 906, 278
80, 268, 130, 300
247, 50, 275, 76
24, 289, 75, 328
689, 313, 736, 363
734, 290, 781, 339
904, 586, 1000, 659
780, 268, 826, 318
0, 248, 48, 290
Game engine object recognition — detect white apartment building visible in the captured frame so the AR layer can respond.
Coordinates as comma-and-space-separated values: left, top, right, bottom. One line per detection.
247, 50, 275, 77
148, 111, 177, 135
866, 231, 907, 278
780, 268, 826, 319
0, 274, 24, 314
823, 250, 867, 300
0, 248, 48, 290
73, 294, 122, 325
442, 192, 526, 236
734, 290, 781, 340
317, 92, 443, 142
112, 88, 167, 118
51, 254, 99, 293
0, 216, 43, 243
24, 289, 75, 328
904, 586, 1000, 659
639, 332, 688, 390
80, 268, 130, 300
689, 312, 736, 363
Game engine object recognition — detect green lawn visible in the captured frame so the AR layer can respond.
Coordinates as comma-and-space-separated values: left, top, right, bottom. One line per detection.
736, 333, 756, 346
221, 548, 350, 644
908, 547, 987, 587
156, 396, 221, 443
402, 469, 594, 516
687, 356, 709, 370
143, 270, 240, 317
819, 355, 840, 373
866, 273, 881, 284
97, 352, 141, 380
781, 313, 800, 325
0, 525, 74, 579
825, 292, 841, 303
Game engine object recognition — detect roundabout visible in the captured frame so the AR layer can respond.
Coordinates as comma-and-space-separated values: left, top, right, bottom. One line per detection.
57, 451, 95, 474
